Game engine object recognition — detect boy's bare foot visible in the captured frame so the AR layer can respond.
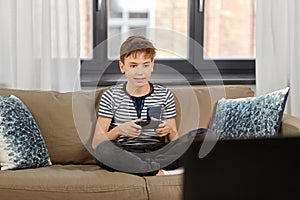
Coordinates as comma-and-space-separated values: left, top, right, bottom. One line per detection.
156, 169, 164, 176
156, 168, 185, 176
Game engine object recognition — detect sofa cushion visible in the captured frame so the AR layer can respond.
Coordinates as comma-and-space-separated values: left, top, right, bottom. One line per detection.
0, 95, 51, 170
210, 87, 289, 139
0, 164, 148, 200
144, 175, 183, 200
0, 88, 105, 164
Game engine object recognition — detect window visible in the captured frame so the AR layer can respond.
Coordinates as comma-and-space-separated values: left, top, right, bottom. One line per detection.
79, 0, 93, 59
106, 0, 188, 59
80, 0, 256, 87
203, 0, 256, 59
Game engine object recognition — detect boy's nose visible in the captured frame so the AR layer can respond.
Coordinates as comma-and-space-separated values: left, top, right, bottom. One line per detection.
135, 66, 144, 74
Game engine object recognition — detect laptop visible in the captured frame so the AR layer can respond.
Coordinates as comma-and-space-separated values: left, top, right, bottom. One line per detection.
183, 136, 300, 200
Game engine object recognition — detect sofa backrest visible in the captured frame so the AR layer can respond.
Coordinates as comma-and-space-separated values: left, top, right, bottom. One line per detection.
170, 85, 255, 135
0, 85, 254, 165
0, 88, 103, 165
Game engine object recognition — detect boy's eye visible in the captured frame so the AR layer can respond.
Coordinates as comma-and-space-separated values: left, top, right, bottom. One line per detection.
130, 65, 137, 68
144, 64, 150, 68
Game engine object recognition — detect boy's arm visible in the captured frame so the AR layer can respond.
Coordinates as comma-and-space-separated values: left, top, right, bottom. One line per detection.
155, 118, 179, 141
92, 117, 119, 150
92, 117, 143, 150
165, 118, 179, 141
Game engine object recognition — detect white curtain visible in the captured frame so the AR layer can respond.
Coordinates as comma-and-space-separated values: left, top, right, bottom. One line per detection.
0, 0, 81, 92
256, 0, 300, 118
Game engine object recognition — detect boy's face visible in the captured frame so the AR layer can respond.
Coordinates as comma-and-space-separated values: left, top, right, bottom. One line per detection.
119, 52, 154, 88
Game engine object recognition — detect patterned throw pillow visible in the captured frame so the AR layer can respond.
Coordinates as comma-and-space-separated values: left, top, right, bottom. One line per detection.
210, 88, 289, 139
0, 95, 51, 170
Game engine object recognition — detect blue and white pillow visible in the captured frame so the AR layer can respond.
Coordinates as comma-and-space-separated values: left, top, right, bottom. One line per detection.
210, 88, 289, 139
0, 95, 51, 170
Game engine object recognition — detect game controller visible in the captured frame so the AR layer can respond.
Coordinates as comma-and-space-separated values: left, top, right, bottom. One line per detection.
135, 120, 163, 129
135, 106, 163, 129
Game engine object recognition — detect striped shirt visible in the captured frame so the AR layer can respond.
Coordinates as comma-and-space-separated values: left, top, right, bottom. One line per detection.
98, 82, 176, 146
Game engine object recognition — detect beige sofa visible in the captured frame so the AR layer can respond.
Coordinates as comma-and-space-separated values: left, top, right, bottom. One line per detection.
0, 85, 300, 200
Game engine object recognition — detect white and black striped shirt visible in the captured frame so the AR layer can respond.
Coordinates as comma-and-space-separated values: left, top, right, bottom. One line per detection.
98, 82, 176, 146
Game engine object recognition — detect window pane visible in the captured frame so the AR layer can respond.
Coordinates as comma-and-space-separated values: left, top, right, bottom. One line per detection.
79, 0, 93, 59
204, 0, 256, 59
107, 0, 188, 59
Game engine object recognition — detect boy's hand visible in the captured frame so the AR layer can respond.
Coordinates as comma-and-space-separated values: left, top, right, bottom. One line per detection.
155, 121, 170, 137
118, 119, 143, 138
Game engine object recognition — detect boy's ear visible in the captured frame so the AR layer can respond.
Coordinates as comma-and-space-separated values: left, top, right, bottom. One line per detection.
119, 61, 125, 73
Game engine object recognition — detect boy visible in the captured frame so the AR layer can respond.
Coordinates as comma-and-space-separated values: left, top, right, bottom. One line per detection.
92, 35, 205, 176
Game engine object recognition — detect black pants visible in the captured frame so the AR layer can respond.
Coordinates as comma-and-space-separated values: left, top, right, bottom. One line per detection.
94, 128, 208, 176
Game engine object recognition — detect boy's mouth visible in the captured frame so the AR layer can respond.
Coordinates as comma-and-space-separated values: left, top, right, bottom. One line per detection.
134, 78, 146, 82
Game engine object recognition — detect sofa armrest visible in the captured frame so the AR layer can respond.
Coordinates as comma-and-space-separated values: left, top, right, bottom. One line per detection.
280, 114, 300, 136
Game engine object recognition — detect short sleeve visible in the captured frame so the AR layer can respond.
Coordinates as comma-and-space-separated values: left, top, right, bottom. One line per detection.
162, 89, 176, 119
98, 89, 114, 118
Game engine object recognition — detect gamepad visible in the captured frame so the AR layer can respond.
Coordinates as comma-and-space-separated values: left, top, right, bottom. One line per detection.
135, 120, 163, 129
135, 106, 163, 129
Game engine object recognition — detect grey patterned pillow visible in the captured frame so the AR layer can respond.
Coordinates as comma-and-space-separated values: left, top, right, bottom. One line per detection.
0, 95, 51, 170
210, 88, 289, 139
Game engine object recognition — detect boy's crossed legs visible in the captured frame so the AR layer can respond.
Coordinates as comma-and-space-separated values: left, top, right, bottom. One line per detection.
94, 128, 208, 176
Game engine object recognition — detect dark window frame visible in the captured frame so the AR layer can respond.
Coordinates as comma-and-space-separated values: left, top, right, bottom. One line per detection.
80, 0, 255, 87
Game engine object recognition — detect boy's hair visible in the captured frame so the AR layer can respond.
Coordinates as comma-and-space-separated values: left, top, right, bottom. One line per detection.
120, 35, 156, 64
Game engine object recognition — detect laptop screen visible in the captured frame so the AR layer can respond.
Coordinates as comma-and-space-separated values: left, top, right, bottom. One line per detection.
183, 136, 300, 200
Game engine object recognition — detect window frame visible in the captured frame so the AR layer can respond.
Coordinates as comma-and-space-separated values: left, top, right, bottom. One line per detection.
80, 0, 255, 87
